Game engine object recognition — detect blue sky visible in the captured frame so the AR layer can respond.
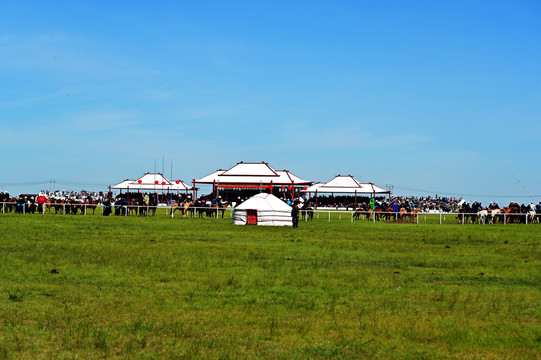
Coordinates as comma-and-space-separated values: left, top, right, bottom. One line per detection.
1, 1, 540, 203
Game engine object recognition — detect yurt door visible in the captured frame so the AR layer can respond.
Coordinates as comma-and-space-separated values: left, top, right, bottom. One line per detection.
246, 210, 258, 225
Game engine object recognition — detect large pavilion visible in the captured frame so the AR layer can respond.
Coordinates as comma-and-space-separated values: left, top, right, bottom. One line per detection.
194, 161, 312, 201
304, 174, 390, 208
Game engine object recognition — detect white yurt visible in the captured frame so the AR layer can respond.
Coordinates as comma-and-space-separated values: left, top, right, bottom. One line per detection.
233, 193, 292, 226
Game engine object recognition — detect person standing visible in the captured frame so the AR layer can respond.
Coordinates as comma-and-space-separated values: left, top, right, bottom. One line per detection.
291, 203, 299, 228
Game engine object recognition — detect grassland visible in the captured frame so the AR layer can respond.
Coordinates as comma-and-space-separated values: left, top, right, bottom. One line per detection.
0, 213, 539, 359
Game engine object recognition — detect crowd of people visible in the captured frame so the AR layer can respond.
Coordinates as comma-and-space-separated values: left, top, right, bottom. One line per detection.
1, 189, 540, 218
306, 194, 541, 215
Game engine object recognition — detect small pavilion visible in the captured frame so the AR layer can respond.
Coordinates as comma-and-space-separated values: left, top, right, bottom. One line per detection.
304, 175, 390, 208
110, 173, 192, 202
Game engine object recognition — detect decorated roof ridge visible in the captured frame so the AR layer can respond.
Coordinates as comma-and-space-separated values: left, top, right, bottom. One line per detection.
333, 174, 361, 181
136, 173, 172, 184
283, 169, 295, 183
220, 161, 279, 177
322, 175, 365, 186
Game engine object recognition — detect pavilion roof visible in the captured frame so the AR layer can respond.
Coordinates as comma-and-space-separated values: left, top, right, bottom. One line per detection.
111, 173, 192, 191
195, 161, 312, 186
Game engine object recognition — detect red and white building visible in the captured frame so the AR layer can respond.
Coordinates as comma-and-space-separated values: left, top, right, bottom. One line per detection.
194, 161, 312, 200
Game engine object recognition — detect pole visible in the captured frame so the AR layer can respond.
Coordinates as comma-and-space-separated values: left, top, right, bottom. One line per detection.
291, 182, 294, 201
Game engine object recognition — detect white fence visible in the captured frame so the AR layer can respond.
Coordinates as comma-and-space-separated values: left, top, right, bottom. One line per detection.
1, 202, 539, 225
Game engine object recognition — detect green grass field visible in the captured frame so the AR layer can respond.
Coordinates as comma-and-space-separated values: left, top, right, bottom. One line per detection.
0, 213, 539, 359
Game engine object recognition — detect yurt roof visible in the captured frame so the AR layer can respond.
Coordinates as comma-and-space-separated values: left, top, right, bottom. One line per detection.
235, 193, 292, 211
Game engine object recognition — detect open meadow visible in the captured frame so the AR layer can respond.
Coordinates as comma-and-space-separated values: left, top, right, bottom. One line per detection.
0, 212, 539, 359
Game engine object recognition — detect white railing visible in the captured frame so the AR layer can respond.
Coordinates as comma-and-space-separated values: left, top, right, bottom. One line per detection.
1, 202, 539, 225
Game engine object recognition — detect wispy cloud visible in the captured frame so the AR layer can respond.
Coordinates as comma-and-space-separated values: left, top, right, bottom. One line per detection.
176, 106, 242, 121
67, 110, 141, 131
140, 89, 176, 101
0, 109, 141, 147
0, 91, 68, 109
0, 34, 14, 44
0, 33, 159, 80
269, 124, 433, 151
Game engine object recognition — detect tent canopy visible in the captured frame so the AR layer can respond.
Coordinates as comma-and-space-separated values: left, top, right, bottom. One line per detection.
233, 193, 292, 226
196, 161, 312, 187
111, 173, 192, 191
304, 175, 389, 194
